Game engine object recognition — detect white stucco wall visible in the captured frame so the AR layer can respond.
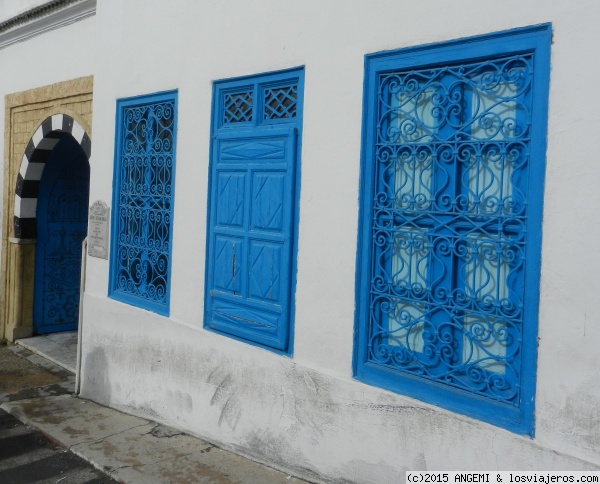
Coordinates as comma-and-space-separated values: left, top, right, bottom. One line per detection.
0, 6, 96, 95
0, 9, 96, 294
10, 0, 594, 482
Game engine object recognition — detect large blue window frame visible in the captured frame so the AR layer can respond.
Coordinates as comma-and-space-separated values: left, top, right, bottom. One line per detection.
109, 90, 178, 316
354, 25, 551, 435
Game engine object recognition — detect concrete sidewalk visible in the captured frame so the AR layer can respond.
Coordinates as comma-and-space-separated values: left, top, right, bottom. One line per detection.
0, 344, 311, 483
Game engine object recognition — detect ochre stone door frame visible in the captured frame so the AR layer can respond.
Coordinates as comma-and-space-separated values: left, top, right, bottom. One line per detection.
2, 76, 93, 341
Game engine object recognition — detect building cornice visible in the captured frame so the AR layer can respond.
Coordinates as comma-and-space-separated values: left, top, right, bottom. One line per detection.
0, 0, 96, 50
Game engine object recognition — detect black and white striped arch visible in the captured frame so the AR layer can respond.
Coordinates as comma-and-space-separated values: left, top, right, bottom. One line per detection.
13, 113, 91, 239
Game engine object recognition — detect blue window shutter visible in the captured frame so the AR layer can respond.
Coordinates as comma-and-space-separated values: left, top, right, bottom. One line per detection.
206, 129, 297, 350
205, 68, 304, 354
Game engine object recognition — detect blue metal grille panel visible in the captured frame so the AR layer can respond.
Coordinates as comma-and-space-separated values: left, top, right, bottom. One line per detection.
264, 85, 297, 120
367, 54, 535, 405
37, 161, 89, 324
224, 91, 253, 124
111, 93, 177, 313
34, 136, 90, 333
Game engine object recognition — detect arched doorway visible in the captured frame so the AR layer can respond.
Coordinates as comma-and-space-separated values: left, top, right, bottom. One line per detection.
10, 113, 92, 337
33, 136, 90, 334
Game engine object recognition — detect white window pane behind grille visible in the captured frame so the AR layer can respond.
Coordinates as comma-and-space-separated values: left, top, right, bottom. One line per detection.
467, 78, 519, 215
390, 229, 429, 352
388, 88, 436, 354
462, 75, 521, 376
463, 236, 511, 376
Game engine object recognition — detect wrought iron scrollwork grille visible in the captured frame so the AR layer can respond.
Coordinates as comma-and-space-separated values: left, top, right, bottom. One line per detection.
369, 54, 534, 405
111, 93, 177, 314
357, 25, 551, 435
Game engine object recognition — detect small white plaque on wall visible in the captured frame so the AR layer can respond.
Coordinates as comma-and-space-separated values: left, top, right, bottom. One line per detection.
88, 200, 110, 259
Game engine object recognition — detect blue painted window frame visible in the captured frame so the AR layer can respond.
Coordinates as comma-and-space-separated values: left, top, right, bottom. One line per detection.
354, 25, 551, 435
204, 67, 304, 355
108, 90, 178, 316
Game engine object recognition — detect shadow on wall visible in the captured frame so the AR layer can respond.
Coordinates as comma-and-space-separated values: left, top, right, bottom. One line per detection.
82, 347, 111, 405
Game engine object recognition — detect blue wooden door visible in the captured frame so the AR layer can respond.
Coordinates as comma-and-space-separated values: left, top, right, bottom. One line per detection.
205, 128, 297, 350
33, 137, 90, 334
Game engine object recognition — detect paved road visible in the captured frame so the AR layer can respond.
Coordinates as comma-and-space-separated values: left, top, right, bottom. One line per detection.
0, 408, 116, 483
0, 344, 116, 483
1, 343, 311, 483
0, 409, 116, 484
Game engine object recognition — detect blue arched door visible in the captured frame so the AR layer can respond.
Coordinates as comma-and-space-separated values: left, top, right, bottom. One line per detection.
33, 136, 90, 334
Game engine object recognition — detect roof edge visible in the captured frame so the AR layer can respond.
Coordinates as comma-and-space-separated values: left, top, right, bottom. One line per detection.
0, 0, 96, 50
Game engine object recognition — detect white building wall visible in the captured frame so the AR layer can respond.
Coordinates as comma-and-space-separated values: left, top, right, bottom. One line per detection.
0, 4, 96, 93
0, 9, 96, 289
7, 0, 594, 481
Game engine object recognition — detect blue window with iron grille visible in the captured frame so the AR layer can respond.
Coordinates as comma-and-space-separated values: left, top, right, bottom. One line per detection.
205, 67, 304, 354
109, 90, 178, 315
354, 25, 551, 435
